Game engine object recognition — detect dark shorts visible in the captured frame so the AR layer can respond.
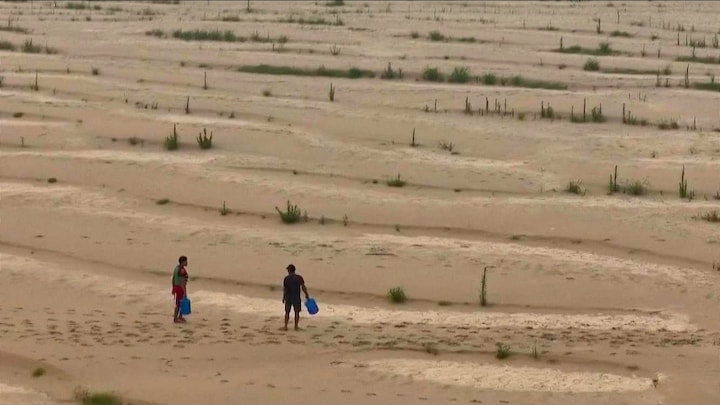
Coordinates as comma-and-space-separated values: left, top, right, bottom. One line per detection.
285, 299, 301, 313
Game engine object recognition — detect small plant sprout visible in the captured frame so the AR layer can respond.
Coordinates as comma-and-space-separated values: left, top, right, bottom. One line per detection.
328, 82, 335, 101
196, 128, 213, 149
387, 286, 407, 303
164, 124, 179, 150
185, 96, 190, 114
342, 214, 348, 226
276, 200, 302, 224
531, 342, 539, 359
608, 165, 620, 193
565, 180, 585, 195
330, 44, 340, 55
410, 128, 417, 147
679, 165, 689, 199
387, 174, 406, 187
219, 201, 230, 215
91, 67, 100, 75
496, 342, 511, 359
32, 367, 45, 377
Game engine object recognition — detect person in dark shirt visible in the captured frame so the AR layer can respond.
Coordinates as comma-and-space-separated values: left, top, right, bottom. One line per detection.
282, 264, 309, 331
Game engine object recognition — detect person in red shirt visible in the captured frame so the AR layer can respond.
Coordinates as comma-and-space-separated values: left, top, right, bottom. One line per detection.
171, 256, 189, 323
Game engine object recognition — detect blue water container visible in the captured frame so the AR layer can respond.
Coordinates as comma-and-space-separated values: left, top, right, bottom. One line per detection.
180, 297, 192, 315
305, 298, 319, 315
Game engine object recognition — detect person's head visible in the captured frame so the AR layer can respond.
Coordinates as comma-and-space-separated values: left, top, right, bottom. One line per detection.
179, 255, 188, 266
286, 264, 296, 274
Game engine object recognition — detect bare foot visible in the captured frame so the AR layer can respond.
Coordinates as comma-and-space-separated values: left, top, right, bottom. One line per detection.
281, 326, 288, 331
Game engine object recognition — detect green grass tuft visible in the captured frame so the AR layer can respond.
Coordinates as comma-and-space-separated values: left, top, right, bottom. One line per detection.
583, 58, 600, 71
238, 64, 374, 79
275, 200, 302, 224
448, 66, 471, 83
693, 82, 720, 92
172, 29, 242, 42
565, 180, 585, 195
480, 73, 497, 85
428, 30, 445, 41
675, 55, 720, 64
387, 286, 407, 303
386, 174, 406, 187
0, 40, 16, 51
73, 387, 122, 405
32, 367, 45, 377
557, 42, 617, 56
196, 128, 213, 149
623, 180, 647, 196
657, 119, 679, 130
422, 67, 444, 82
496, 343, 511, 359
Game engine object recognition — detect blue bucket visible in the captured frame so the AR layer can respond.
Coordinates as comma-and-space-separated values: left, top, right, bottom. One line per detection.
304, 298, 319, 315
180, 297, 192, 315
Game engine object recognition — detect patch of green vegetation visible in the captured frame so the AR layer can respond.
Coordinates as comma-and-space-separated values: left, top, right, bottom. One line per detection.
565, 180, 585, 195
237, 64, 374, 79
557, 42, 618, 56
657, 119, 679, 130
422, 67, 444, 82
387, 174, 406, 187
479, 72, 497, 85
275, 200, 303, 224
73, 387, 122, 405
496, 343, 511, 359
601, 67, 660, 75
66, 2, 101, 10
428, 30, 445, 41
172, 29, 243, 42
504, 75, 566, 90
0, 25, 29, 34
583, 58, 600, 71
448, 66, 471, 83
610, 30, 633, 37
0, 40, 16, 51
675, 55, 720, 64
387, 286, 407, 303
145, 29, 165, 38
156, 198, 170, 205
32, 367, 45, 377
693, 82, 720, 91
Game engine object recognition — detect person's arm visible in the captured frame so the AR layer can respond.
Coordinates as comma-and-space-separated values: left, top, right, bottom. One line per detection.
282, 279, 287, 303
301, 277, 309, 299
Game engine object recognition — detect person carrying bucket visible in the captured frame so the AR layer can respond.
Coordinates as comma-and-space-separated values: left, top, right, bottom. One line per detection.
282, 264, 310, 331
172, 255, 189, 323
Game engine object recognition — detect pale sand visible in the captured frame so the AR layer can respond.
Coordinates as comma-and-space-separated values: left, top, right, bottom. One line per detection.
1, 1, 719, 404
0, 383, 52, 405
360, 359, 655, 393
